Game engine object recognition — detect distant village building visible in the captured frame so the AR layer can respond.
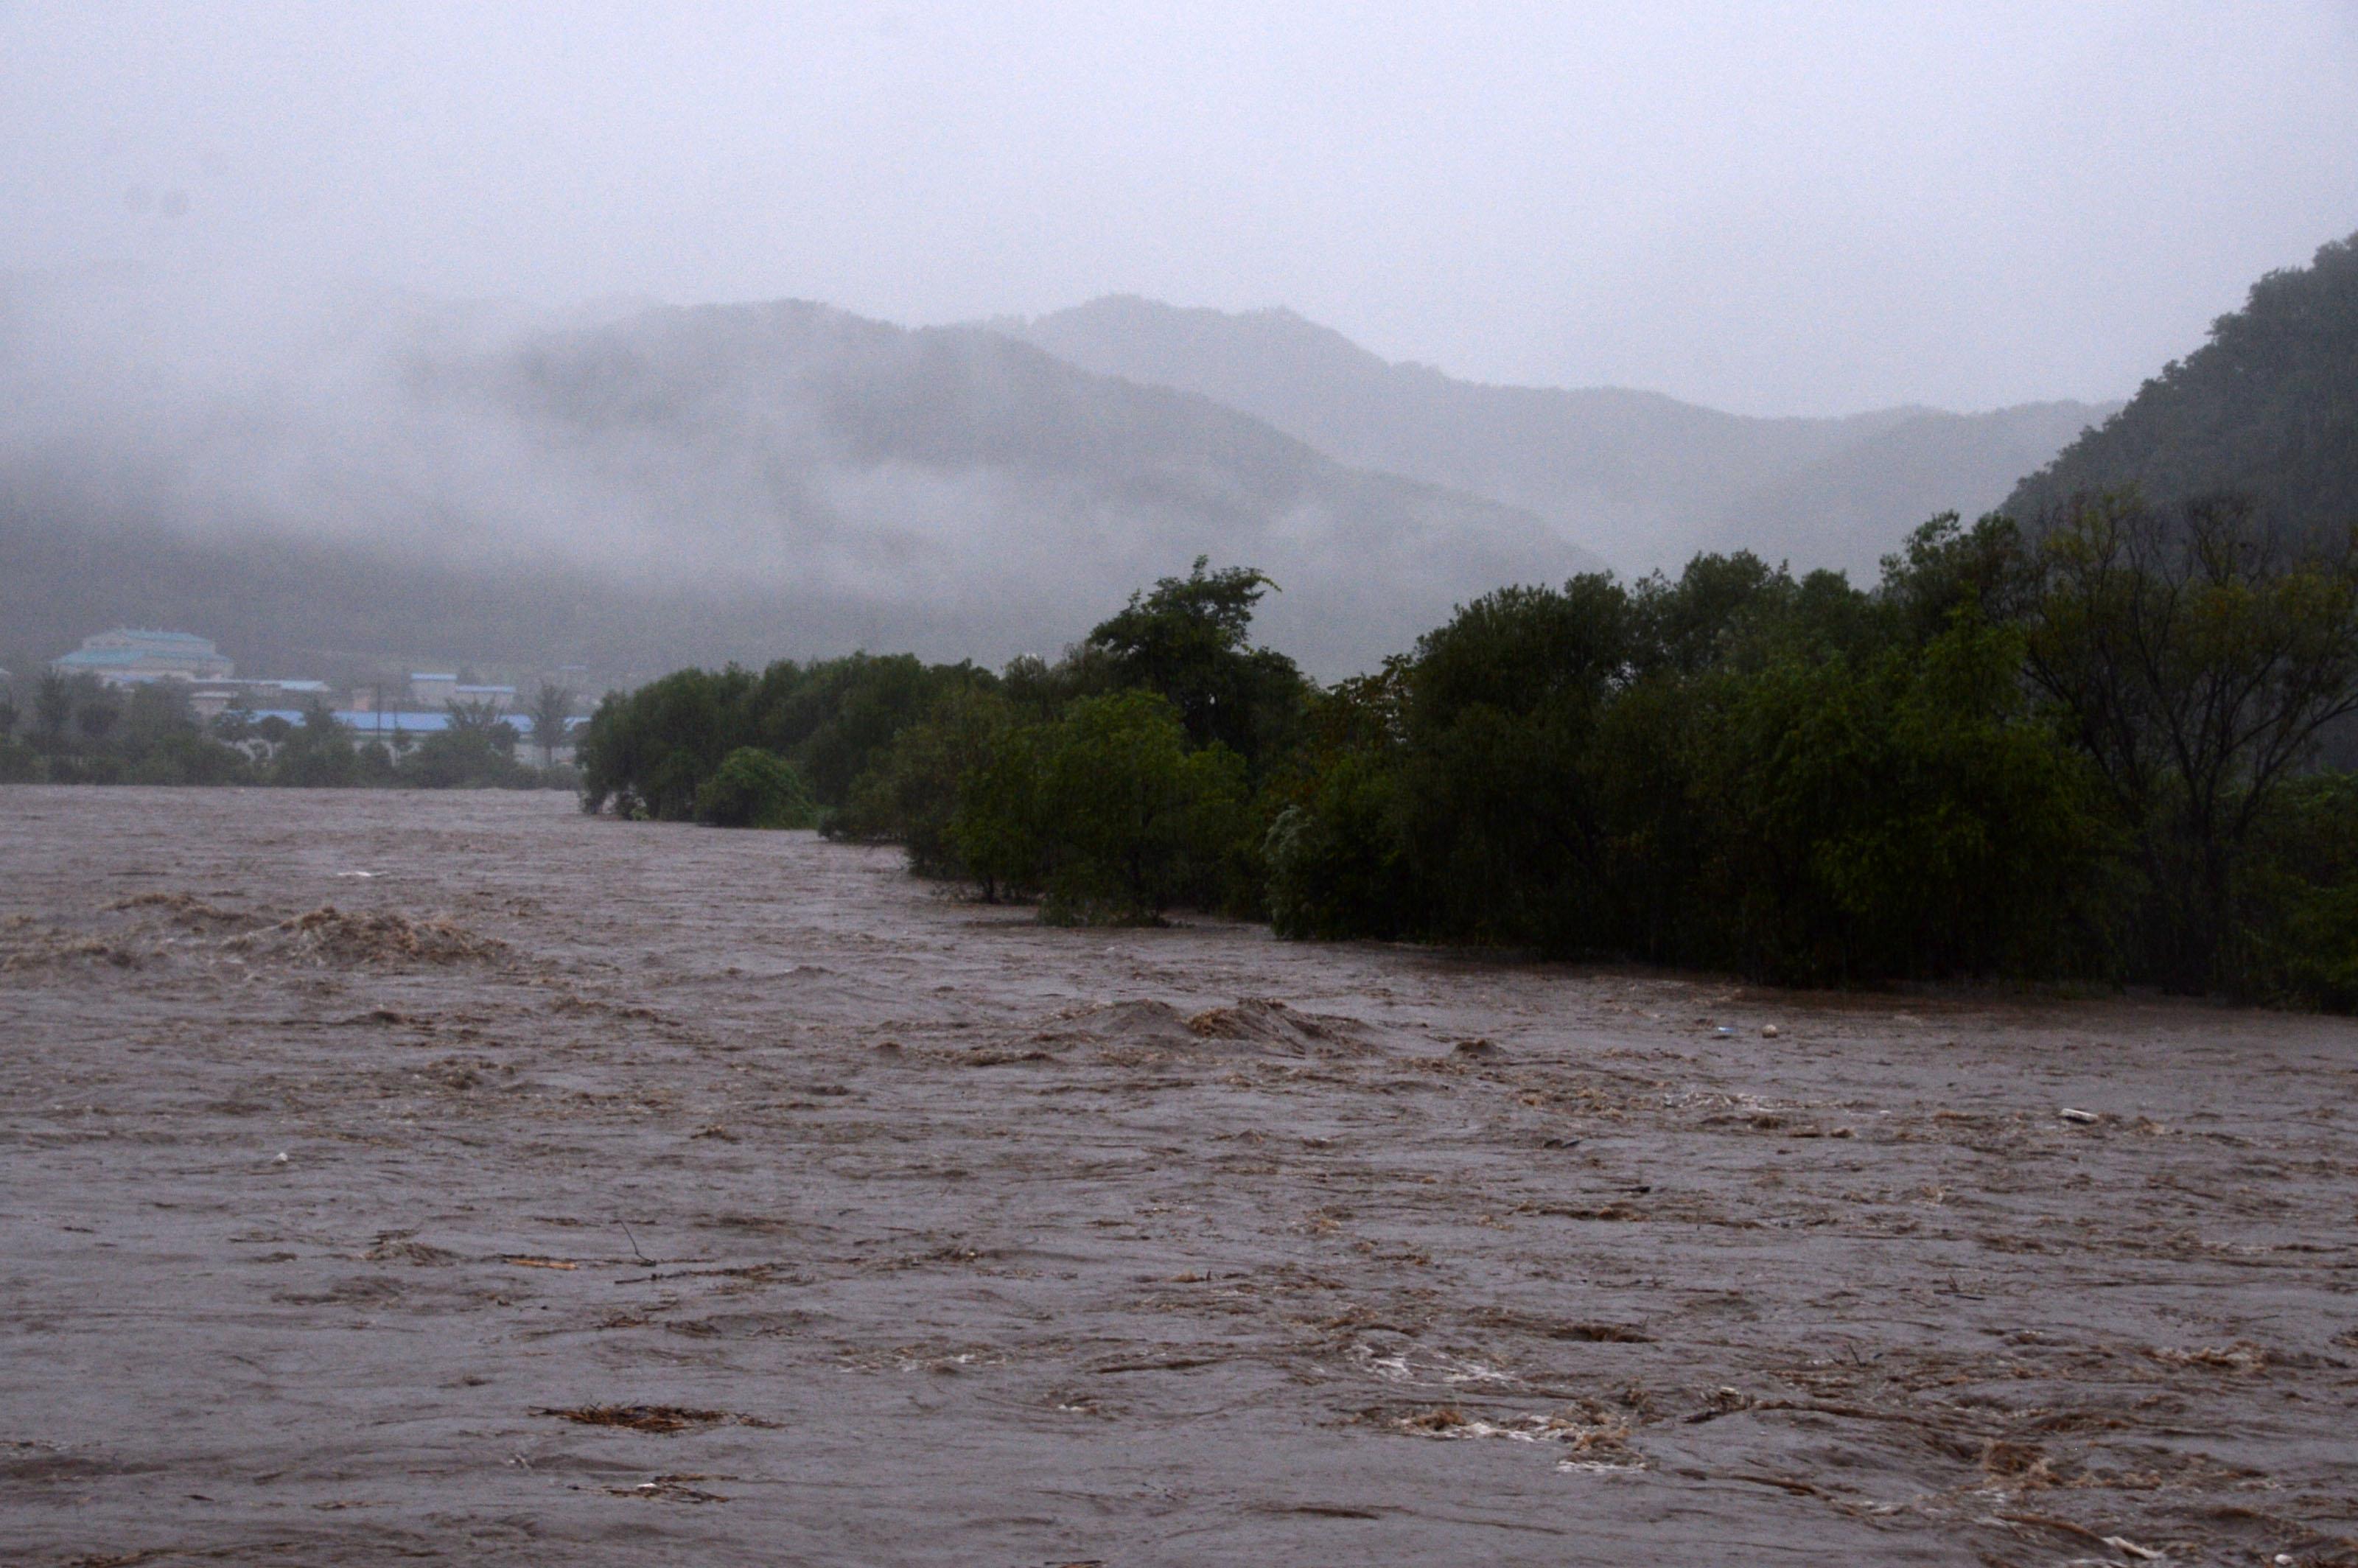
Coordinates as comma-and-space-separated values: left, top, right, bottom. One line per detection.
51, 629, 234, 685
186, 679, 335, 721
409, 672, 458, 707
407, 673, 518, 711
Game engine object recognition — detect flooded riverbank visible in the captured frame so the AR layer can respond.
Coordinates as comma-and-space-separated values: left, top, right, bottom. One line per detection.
5, 788, 2354, 1565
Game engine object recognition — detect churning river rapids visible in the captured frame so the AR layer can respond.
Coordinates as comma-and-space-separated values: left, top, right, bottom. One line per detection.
4, 788, 2355, 1565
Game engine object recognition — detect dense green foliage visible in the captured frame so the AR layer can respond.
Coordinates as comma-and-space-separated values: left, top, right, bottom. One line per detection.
1243, 500, 2357, 995
589, 490, 2358, 998
2015, 494, 2358, 988
1254, 535, 2116, 983
574, 652, 993, 825
696, 747, 819, 829
847, 561, 1301, 915
2237, 773, 2358, 1009
576, 565, 1294, 907
950, 690, 1248, 921
832, 686, 1014, 873
2008, 232, 2358, 539
1082, 557, 1307, 764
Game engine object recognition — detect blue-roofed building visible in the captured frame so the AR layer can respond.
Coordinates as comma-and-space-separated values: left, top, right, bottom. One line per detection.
237, 707, 587, 763
253, 709, 461, 736
245, 708, 452, 760
51, 629, 234, 685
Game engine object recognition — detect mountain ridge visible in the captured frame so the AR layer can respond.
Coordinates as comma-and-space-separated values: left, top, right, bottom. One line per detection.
1005, 293, 2116, 576
2005, 231, 2358, 535
0, 280, 1596, 679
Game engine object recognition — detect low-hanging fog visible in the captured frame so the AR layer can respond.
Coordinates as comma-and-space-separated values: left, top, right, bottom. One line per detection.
4, 3, 2356, 679
0, 270, 1592, 676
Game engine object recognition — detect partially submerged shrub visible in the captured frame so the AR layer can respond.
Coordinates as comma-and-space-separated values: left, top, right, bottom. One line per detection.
953, 690, 1245, 922
694, 747, 817, 829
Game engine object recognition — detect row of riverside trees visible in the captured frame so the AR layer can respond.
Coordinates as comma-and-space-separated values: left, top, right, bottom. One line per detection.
0, 677, 579, 789
574, 495, 2358, 1005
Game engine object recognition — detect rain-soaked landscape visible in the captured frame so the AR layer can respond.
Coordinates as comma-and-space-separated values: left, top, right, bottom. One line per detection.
4, 787, 2354, 1566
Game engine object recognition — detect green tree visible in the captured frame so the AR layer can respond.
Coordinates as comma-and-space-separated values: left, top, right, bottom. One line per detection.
771, 654, 993, 806
1628, 550, 1783, 675
694, 747, 816, 828
404, 724, 531, 788
1260, 665, 1418, 939
2018, 493, 2358, 989
1878, 511, 2032, 642
444, 698, 519, 752
949, 721, 1049, 902
33, 671, 71, 745
71, 678, 121, 744
270, 702, 360, 787
1395, 575, 1636, 951
578, 665, 753, 819
211, 694, 256, 744
1673, 608, 2105, 982
951, 690, 1245, 921
834, 686, 1015, 875
1037, 690, 1245, 920
130, 730, 254, 786
123, 681, 196, 743
575, 656, 991, 822
2237, 772, 2358, 1007
1085, 556, 1308, 765
525, 683, 575, 769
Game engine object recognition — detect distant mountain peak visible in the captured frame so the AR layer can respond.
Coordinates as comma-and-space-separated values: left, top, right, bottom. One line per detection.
1001, 296, 2110, 575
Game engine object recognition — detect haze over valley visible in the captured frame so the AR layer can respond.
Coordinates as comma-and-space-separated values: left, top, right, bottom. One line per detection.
3, 271, 1605, 678
7, 5, 2352, 679
1010, 295, 2117, 579
7, 268, 2119, 679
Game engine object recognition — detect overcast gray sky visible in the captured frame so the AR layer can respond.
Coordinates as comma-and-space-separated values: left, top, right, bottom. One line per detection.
5, 1, 2356, 416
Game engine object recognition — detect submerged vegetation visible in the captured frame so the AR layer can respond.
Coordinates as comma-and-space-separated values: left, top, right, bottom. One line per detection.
573, 239, 2358, 1004
580, 505, 2358, 1005
15, 239, 2348, 1001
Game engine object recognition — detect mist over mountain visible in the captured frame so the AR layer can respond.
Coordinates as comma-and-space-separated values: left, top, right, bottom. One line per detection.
1008, 295, 2117, 577
0, 274, 1593, 680
2006, 232, 2358, 536
1697, 400, 2115, 571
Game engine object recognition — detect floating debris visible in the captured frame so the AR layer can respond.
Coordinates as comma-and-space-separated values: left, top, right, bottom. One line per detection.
1386, 1405, 1642, 1470
228, 906, 507, 967
540, 1404, 732, 1434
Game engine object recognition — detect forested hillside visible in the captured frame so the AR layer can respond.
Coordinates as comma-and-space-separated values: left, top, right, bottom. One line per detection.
2007, 232, 2358, 533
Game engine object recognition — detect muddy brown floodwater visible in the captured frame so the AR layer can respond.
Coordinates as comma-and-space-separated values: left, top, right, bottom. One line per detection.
4, 788, 2357, 1566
